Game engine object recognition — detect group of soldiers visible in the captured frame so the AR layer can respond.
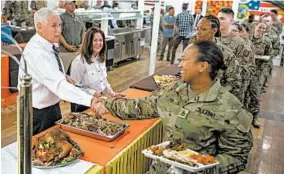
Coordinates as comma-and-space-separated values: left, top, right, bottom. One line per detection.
99, 8, 283, 173
2, 1, 46, 27
228, 9, 282, 128
157, 7, 282, 128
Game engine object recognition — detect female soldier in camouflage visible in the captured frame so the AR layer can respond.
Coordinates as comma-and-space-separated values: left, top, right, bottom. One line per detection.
195, 15, 243, 105
230, 22, 242, 38
240, 23, 253, 49
99, 41, 253, 173
248, 22, 272, 128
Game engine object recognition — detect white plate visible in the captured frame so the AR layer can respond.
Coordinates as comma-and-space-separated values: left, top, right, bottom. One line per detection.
142, 141, 219, 172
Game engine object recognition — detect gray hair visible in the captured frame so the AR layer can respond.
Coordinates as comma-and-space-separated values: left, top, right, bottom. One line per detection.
34, 8, 59, 30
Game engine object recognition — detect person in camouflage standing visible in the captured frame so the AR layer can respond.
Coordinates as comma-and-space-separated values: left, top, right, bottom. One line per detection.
3, 1, 14, 21
248, 22, 272, 128
3, 1, 29, 26
240, 23, 254, 110
97, 41, 253, 174
261, 14, 280, 91
195, 15, 243, 102
29, 0, 47, 26
216, 8, 255, 107
30, 0, 47, 11
270, 9, 283, 35
150, 8, 164, 57
240, 23, 253, 49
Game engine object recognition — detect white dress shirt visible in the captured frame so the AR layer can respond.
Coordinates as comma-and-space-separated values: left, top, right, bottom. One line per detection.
70, 55, 113, 95
18, 33, 93, 109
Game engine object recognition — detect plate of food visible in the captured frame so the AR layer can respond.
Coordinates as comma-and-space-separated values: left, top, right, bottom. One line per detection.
153, 75, 179, 88
32, 128, 83, 169
142, 141, 219, 172
56, 112, 129, 141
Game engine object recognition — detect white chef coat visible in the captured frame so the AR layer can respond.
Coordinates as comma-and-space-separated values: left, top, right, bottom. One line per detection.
70, 55, 113, 95
18, 33, 93, 109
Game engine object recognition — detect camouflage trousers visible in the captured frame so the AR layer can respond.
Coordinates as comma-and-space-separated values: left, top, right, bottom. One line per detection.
238, 68, 252, 105
242, 78, 251, 111
261, 59, 272, 92
156, 32, 163, 56
246, 60, 266, 116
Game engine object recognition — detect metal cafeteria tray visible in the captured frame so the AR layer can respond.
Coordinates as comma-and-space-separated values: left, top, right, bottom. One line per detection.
55, 119, 129, 142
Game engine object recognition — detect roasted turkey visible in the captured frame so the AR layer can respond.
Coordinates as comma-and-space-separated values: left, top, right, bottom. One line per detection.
32, 128, 82, 166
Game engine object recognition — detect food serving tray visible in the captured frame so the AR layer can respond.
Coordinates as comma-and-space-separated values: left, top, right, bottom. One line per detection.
56, 119, 129, 142
142, 141, 219, 172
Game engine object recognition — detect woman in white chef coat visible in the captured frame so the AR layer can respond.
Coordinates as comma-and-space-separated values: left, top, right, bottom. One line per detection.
70, 27, 124, 112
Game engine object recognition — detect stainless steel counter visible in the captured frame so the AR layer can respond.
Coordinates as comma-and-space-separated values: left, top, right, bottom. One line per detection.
109, 27, 151, 64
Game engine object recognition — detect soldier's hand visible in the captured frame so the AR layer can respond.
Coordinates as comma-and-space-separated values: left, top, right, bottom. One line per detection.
113, 93, 126, 99
101, 91, 126, 99
92, 101, 109, 115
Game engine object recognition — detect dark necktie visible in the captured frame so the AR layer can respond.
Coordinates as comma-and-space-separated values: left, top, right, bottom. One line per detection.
52, 44, 64, 73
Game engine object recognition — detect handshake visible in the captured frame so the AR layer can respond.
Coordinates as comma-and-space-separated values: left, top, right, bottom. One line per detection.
91, 91, 126, 115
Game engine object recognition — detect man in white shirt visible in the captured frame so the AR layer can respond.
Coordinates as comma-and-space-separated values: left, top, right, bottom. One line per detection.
18, 8, 98, 135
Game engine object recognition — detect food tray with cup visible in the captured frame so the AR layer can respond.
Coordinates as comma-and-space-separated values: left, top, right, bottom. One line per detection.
56, 112, 129, 142
142, 141, 219, 172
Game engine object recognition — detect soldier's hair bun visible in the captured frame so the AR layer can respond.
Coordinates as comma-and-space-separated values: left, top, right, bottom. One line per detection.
194, 40, 225, 80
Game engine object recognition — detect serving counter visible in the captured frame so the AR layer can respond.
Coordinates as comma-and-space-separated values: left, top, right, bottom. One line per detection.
1, 64, 186, 173
1, 88, 163, 174
62, 88, 163, 174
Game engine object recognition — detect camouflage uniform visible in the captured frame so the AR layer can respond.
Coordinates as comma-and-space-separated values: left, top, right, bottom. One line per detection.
216, 35, 255, 105
3, 1, 14, 21
247, 35, 272, 117
243, 38, 254, 110
272, 19, 283, 35
3, 1, 29, 26
150, 14, 164, 56
23, 11, 35, 27
215, 40, 243, 103
264, 26, 280, 76
104, 80, 253, 174
30, 1, 47, 10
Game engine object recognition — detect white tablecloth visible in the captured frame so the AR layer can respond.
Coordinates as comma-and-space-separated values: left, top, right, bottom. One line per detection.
1, 142, 95, 174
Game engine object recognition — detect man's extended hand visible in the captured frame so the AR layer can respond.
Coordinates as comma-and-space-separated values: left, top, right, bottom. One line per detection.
91, 96, 109, 115
101, 91, 126, 99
